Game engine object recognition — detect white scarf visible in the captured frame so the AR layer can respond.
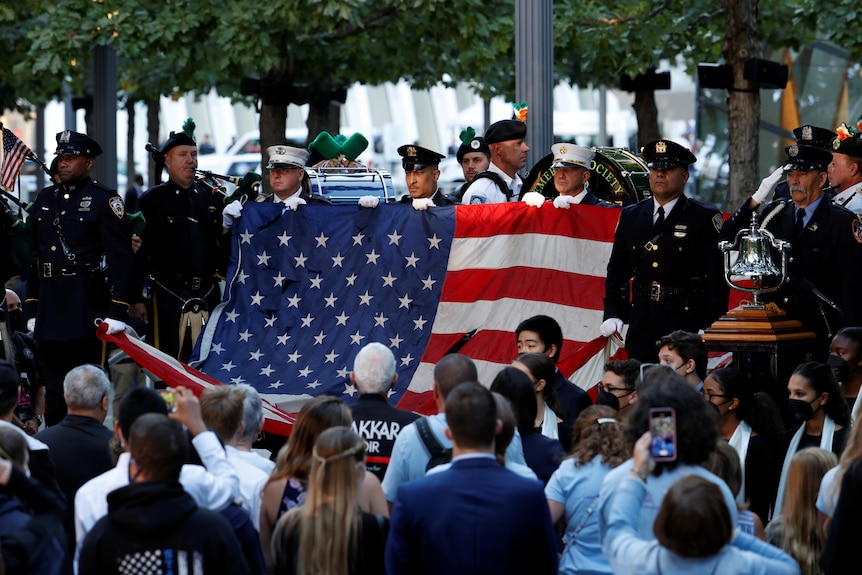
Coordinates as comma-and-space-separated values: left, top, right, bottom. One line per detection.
727, 420, 752, 505
541, 403, 559, 440
773, 416, 835, 519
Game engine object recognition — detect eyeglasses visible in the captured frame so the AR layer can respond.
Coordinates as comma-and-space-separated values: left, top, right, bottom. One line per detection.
598, 383, 635, 395
702, 390, 731, 402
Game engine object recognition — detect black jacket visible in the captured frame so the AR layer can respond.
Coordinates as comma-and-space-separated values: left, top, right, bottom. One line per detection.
604, 195, 727, 361
79, 480, 252, 575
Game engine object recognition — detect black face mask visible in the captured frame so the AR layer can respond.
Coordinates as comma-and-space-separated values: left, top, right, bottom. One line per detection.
826, 354, 850, 385
787, 398, 817, 424
596, 388, 621, 411
7, 309, 23, 334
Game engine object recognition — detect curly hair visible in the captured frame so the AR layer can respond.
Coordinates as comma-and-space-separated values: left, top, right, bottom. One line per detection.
568, 405, 629, 468
626, 375, 720, 475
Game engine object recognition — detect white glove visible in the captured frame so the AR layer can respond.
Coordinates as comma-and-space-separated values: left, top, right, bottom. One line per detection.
222, 200, 243, 229
553, 195, 578, 209
103, 318, 126, 335
752, 166, 784, 205
358, 195, 379, 208
600, 318, 624, 338
412, 198, 435, 211
26, 318, 35, 333
522, 191, 545, 208
284, 195, 307, 211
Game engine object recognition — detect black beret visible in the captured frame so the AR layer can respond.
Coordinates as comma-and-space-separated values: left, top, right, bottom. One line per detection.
792, 125, 837, 150
641, 139, 697, 170
161, 132, 197, 155
398, 144, 445, 172
484, 120, 527, 144
456, 136, 491, 164
783, 144, 832, 172
55, 130, 102, 158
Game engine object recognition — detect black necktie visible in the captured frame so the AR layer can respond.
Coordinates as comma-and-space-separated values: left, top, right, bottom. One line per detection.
655, 205, 665, 228
794, 208, 805, 236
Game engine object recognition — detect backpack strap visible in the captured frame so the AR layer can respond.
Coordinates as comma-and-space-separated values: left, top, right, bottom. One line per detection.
415, 417, 445, 459
471, 171, 512, 201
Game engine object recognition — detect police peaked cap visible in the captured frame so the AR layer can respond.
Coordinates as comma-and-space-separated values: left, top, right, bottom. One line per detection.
641, 139, 696, 170
398, 145, 445, 172
55, 130, 102, 158
484, 120, 527, 144
783, 144, 832, 172
792, 125, 837, 150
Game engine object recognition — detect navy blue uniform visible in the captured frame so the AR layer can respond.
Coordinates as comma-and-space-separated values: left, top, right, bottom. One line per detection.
399, 190, 455, 206
604, 196, 727, 361
721, 197, 862, 353
25, 177, 134, 424
136, 180, 227, 361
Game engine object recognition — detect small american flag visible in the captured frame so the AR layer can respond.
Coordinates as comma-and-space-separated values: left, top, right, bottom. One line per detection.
1, 126, 31, 192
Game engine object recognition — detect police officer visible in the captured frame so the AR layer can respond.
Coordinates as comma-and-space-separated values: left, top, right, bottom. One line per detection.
263, 145, 330, 208
601, 140, 727, 362
721, 144, 862, 357
130, 121, 227, 362
461, 119, 529, 204
828, 126, 862, 214
25, 130, 133, 425
769, 125, 837, 202
523, 143, 618, 209
396, 145, 454, 208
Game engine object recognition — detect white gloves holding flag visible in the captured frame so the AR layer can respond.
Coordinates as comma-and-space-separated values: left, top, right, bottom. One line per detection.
284, 195, 307, 211
600, 318, 624, 338
222, 200, 243, 229
553, 195, 578, 209
102, 318, 127, 335
412, 198, 435, 211
26, 318, 35, 333
522, 192, 545, 208
752, 166, 784, 205
358, 196, 380, 208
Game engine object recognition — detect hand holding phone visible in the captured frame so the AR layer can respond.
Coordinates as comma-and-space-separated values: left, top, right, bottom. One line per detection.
648, 407, 677, 462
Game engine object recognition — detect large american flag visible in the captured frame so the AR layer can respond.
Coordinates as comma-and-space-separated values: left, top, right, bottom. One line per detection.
1, 126, 31, 192
192, 201, 621, 415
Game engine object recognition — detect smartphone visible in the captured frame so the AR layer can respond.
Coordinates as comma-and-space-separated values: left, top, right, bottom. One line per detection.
648, 407, 677, 462
159, 389, 177, 412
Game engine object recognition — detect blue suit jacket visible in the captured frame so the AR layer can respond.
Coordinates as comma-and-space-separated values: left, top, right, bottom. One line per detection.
385, 456, 558, 575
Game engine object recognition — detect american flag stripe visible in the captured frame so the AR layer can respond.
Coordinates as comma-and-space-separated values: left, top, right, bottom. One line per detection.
1, 128, 31, 192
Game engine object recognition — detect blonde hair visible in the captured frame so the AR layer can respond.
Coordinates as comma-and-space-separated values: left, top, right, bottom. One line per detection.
778, 447, 837, 575
273, 427, 365, 575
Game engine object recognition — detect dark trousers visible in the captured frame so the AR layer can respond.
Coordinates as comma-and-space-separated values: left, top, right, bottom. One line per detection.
40, 338, 103, 426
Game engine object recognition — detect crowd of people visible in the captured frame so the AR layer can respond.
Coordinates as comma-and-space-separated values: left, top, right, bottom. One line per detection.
1, 114, 862, 574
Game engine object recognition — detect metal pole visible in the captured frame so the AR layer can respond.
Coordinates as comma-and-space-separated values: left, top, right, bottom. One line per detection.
515, 0, 553, 170
89, 45, 118, 190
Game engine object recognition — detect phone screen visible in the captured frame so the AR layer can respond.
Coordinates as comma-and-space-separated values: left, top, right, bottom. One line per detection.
649, 407, 677, 462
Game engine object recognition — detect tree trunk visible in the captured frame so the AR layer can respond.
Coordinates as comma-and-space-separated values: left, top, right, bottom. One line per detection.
306, 99, 341, 147
722, 0, 760, 211
632, 90, 660, 150
126, 99, 135, 189
146, 97, 160, 186
259, 102, 287, 196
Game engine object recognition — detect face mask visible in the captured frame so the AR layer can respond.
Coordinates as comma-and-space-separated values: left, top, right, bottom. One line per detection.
826, 354, 850, 384
787, 398, 816, 424
7, 309, 23, 334
596, 388, 621, 411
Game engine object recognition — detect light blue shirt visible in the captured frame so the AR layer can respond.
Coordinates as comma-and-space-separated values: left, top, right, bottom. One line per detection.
796, 195, 823, 228
381, 413, 526, 502
597, 460, 739, 542
603, 476, 800, 575
545, 455, 614, 575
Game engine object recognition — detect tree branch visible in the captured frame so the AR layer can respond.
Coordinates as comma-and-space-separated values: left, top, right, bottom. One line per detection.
298, 6, 402, 43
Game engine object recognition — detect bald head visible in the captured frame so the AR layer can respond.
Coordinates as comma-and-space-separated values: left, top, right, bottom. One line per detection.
433, 354, 478, 399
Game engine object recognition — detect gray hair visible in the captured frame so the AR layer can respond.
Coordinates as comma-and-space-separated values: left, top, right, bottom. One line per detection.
352, 342, 396, 395
236, 383, 264, 443
63, 364, 110, 410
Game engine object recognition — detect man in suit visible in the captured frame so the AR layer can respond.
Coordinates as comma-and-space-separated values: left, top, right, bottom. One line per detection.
385, 383, 558, 575
601, 140, 728, 362
35, 364, 113, 558
721, 144, 862, 358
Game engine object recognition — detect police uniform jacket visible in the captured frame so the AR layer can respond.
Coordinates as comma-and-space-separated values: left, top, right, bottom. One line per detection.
25, 177, 134, 342
721, 197, 862, 339
580, 191, 617, 207
399, 190, 455, 206
260, 189, 332, 206
604, 195, 727, 361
